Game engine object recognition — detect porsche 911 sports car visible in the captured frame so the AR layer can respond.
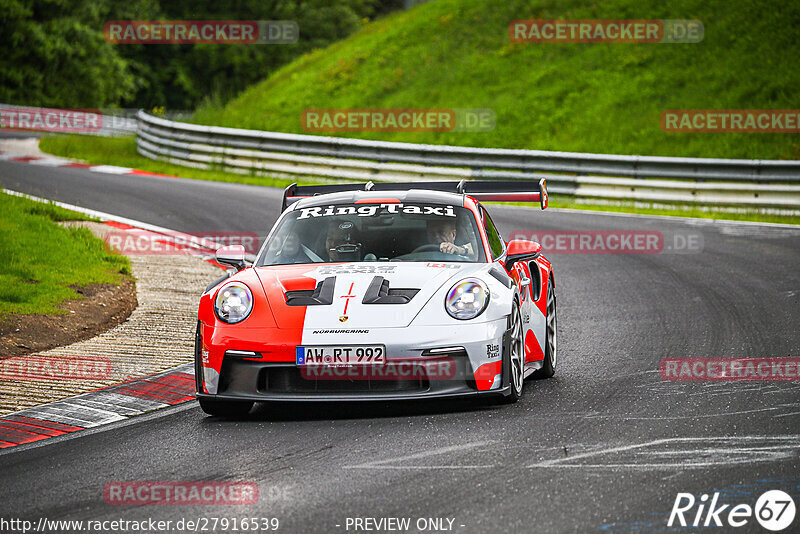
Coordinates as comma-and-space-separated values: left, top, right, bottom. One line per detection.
195, 180, 557, 416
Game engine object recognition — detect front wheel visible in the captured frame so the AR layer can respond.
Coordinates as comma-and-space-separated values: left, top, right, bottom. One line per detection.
532, 277, 557, 379
498, 302, 525, 404
198, 398, 254, 417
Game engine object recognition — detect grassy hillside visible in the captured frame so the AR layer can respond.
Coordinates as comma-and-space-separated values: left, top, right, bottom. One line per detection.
193, 0, 800, 159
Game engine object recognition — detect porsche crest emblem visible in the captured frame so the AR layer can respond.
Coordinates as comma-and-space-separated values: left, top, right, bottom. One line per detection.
339, 315, 348, 322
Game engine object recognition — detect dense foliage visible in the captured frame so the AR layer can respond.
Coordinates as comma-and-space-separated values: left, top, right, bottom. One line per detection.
0, 0, 403, 109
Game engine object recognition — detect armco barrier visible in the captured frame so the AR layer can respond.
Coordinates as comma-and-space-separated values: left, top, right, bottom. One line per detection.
135, 111, 800, 208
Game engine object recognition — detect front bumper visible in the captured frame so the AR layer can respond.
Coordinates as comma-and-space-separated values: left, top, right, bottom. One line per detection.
196, 357, 510, 402
196, 390, 509, 402
195, 320, 512, 402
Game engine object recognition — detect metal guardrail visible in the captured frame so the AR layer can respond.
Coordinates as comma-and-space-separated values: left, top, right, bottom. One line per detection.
136, 111, 800, 209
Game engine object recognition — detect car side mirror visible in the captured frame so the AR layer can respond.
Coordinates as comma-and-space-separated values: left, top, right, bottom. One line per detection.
504, 239, 541, 270
216, 245, 247, 271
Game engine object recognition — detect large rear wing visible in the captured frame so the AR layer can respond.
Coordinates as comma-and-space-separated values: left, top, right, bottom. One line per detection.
281, 179, 548, 212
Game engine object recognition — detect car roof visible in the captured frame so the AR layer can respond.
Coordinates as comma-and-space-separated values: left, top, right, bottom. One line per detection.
290, 189, 470, 210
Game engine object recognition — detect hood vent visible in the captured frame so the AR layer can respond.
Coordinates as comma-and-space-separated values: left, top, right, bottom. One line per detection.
362, 276, 419, 304
285, 277, 335, 306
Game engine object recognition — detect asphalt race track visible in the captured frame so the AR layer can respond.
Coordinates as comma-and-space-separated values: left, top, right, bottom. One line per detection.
1, 156, 799, 533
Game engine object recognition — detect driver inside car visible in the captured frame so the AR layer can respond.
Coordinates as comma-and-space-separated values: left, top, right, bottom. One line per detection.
426, 219, 475, 258
326, 220, 363, 262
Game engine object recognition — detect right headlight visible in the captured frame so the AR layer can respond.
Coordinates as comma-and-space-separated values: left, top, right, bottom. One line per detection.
214, 282, 253, 323
445, 278, 489, 320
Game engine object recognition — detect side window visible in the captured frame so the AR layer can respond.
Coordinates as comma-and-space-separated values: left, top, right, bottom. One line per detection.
482, 209, 504, 260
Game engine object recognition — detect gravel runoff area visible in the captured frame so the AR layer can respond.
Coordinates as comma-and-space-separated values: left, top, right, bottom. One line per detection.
0, 222, 221, 415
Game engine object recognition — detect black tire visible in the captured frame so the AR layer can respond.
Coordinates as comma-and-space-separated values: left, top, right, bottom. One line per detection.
198, 398, 254, 417
498, 301, 525, 404
532, 277, 557, 379
193, 321, 203, 393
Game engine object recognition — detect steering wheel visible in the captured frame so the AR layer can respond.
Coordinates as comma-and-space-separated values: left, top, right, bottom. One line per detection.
410, 244, 444, 254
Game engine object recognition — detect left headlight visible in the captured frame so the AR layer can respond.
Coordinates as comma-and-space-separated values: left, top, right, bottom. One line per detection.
214, 282, 253, 323
445, 278, 489, 320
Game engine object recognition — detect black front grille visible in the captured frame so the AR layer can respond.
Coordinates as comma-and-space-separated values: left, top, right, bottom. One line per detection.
259, 367, 428, 394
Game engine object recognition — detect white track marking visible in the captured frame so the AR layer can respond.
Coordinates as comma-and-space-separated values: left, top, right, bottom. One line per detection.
87, 165, 133, 174
3, 188, 223, 255
4, 188, 185, 234
25, 157, 72, 167
19, 402, 127, 427
580, 405, 796, 420
344, 440, 494, 469
526, 435, 800, 469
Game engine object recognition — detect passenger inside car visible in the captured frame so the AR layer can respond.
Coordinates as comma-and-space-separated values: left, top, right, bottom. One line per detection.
426, 219, 475, 259
272, 232, 321, 264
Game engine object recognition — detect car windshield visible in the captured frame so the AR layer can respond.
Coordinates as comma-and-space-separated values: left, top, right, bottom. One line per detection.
257, 202, 486, 265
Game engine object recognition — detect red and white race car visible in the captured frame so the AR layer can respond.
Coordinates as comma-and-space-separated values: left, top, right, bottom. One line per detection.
195, 180, 557, 416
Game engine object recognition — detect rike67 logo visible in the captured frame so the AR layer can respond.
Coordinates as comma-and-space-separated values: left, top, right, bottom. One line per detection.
668, 490, 796, 531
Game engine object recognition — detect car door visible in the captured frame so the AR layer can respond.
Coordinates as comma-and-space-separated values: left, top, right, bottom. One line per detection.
479, 205, 543, 368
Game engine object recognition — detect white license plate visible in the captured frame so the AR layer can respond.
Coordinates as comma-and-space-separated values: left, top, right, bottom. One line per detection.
296, 345, 386, 366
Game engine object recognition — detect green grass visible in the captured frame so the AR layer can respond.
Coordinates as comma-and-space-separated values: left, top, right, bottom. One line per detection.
192, 0, 800, 160
541, 200, 800, 225
39, 135, 298, 189
0, 192, 130, 317
21, 200, 98, 223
